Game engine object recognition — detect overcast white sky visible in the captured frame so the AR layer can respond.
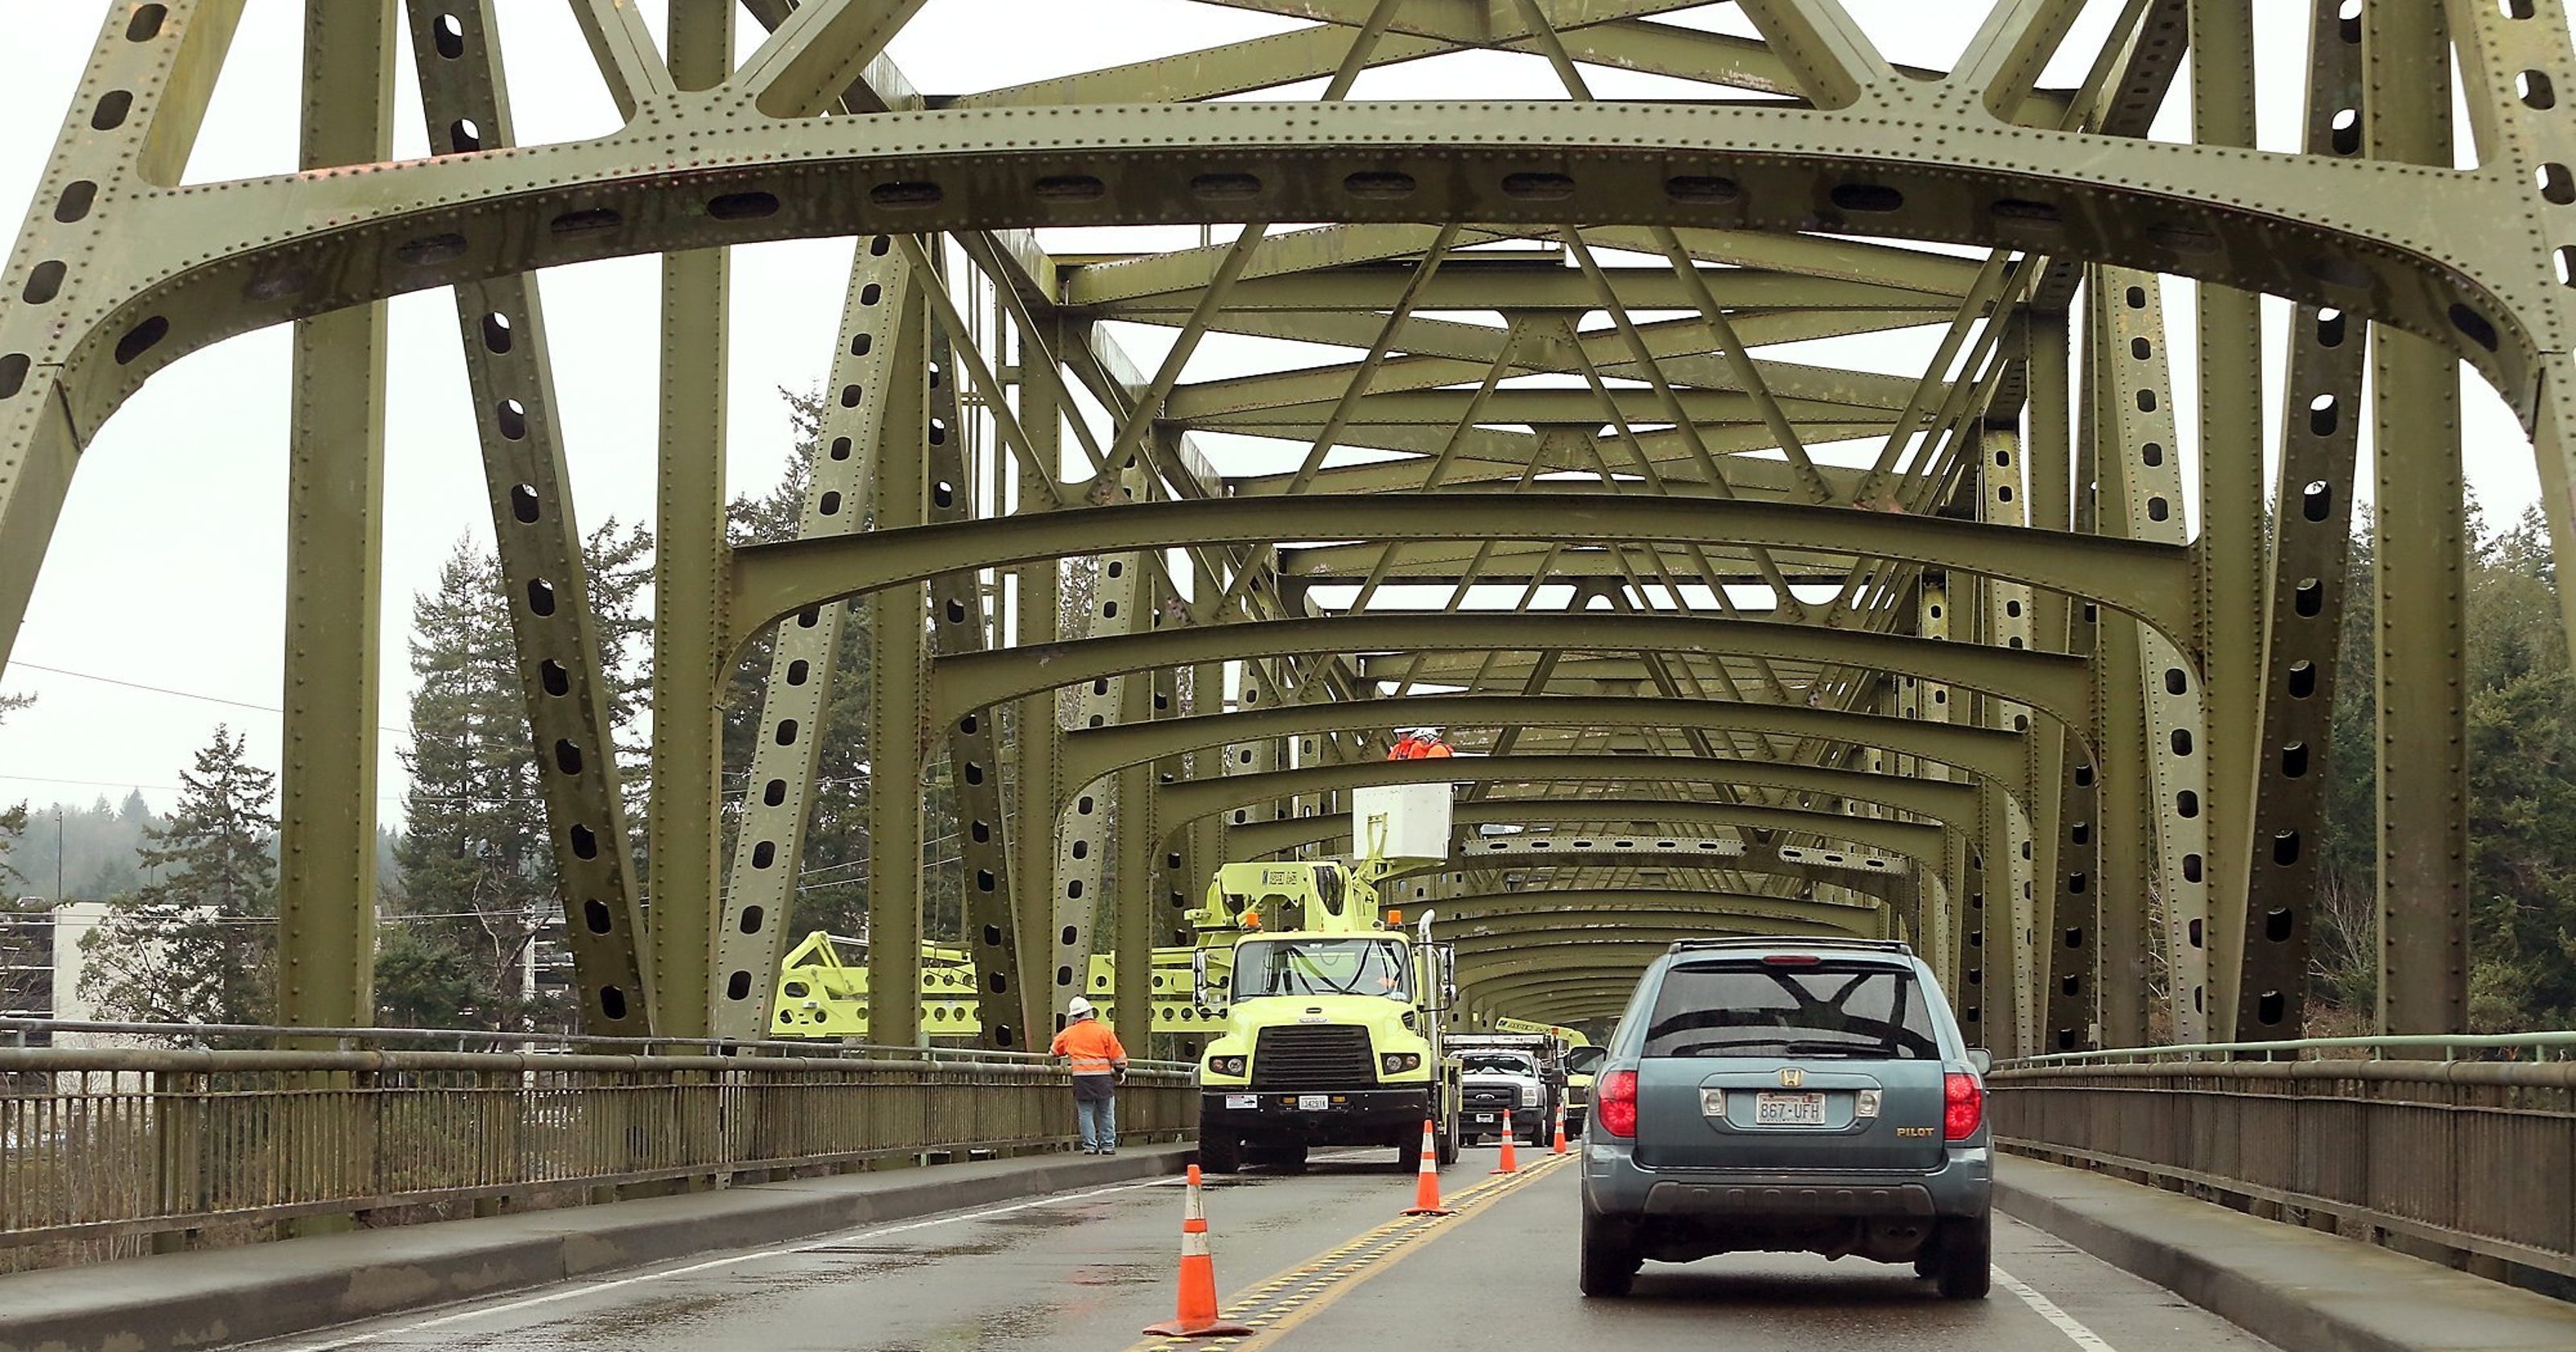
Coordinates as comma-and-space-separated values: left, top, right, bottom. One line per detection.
0, 2, 2554, 832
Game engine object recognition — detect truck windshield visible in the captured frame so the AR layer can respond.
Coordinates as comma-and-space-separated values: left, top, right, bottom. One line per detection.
1234, 938, 1410, 1000
1460, 1053, 1534, 1075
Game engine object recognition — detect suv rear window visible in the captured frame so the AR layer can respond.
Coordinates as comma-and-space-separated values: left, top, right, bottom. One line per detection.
1641, 960, 1942, 1060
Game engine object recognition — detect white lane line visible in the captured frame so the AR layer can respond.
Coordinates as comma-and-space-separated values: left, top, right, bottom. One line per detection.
256, 1177, 1174, 1352
1995, 1267, 2121, 1351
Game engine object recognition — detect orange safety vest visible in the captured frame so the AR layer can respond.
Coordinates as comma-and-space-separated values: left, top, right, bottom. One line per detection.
1389, 737, 1455, 760
1051, 1018, 1129, 1076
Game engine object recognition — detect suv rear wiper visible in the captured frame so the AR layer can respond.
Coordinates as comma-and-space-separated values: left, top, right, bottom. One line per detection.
1779, 1041, 1897, 1058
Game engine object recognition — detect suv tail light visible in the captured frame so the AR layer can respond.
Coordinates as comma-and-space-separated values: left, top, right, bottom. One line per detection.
1596, 1070, 1638, 1138
1943, 1071, 1984, 1141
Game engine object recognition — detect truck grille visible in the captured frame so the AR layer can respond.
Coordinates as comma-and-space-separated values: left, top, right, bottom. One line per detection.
1462, 1083, 1519, 1111
1252, 1025, 1375, 1089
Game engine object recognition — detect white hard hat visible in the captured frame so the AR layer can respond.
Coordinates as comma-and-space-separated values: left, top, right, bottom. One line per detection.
1410, 727, 1442, 740
1066, 996, 1096, 1020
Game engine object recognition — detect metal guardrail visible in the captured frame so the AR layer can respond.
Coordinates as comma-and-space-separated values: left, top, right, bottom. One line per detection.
2010, 1031, 2576, 1064
1990, 1040, 2576, 1283
0, 1016, 1195, 1070
1, 1029, 1197, 1265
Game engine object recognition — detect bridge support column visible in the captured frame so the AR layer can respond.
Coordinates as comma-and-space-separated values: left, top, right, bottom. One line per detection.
1011, 355, 1066, 1038
275, 0, 395, 1037
865, 292, 935, 1049
2368, 5, 2471, 1041
644, 5, 733, 1039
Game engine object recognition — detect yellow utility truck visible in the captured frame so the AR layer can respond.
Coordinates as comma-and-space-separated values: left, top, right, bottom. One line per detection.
1191, 785, 1462, 1173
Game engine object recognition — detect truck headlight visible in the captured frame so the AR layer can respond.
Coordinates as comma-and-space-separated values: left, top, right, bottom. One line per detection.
1208, 1055, 1247, 1076
1519, 1086, 1538, 1107
1381, 1053, 1421, 1074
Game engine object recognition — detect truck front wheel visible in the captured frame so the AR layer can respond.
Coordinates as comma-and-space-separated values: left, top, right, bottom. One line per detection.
1199, 1129, 1242, 1175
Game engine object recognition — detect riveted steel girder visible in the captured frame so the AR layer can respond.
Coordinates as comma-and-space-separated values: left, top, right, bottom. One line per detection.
1061, 694, 2028, 795
732, 495, 2195, 649
1226, 798, 1942, 859
1154, 752, 1975, 833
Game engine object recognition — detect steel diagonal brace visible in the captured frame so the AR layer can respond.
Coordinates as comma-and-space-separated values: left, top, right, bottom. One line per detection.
2095, 268, 2211, 1045
711, 240, 912, 1041
407, 0, 654, 1037
2232, 0, 2371, 1041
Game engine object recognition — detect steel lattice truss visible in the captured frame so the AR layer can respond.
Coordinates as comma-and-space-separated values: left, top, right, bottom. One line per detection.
2, 0, 2569, 1054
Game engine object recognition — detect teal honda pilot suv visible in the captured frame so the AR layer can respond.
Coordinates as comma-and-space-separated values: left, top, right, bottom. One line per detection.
1578, 937, 1994, 1300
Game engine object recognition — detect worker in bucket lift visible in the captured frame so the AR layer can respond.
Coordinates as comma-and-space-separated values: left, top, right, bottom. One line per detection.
1386, 727, 1455, 760
1051, 996, 1130, 1154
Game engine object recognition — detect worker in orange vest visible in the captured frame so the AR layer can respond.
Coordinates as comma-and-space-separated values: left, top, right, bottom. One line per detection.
1050, 996, 1130, 1154
1387, 727, 1456, 760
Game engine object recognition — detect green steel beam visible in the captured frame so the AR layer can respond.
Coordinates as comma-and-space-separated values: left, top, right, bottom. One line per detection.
1152, 752, 1977, 833
1222, 798, 1944, 868
1061, 694, 2027, 796
732, 495, 2194, 649
274, 0, 395, 1037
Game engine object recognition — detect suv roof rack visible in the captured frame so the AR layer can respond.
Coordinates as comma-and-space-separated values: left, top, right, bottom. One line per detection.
1666, 937, 1915, 957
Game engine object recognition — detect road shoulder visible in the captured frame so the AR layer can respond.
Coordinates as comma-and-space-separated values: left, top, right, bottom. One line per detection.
1997, 1154, 2576, 1352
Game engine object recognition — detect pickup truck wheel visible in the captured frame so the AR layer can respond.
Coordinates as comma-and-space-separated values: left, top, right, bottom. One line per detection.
1579, 1215, 1639, 1297
1435, 1121, 1459, 1167
1198, 1131, 1242, 1175
1934, 1212, 1992, 1300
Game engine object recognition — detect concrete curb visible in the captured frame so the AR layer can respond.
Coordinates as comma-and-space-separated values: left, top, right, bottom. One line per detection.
0, 1146, 1194, 1352
1996, 1154, 2576, 1352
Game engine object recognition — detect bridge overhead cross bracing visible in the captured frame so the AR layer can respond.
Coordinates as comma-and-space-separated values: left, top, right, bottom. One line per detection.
0, 0, 2565, 1056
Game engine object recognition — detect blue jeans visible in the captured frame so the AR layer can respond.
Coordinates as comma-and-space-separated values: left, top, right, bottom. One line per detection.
1076, 1094, 1117, 1152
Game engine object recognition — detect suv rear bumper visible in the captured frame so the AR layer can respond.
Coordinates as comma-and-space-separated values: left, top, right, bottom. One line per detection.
1583, 1143, 1991, 1222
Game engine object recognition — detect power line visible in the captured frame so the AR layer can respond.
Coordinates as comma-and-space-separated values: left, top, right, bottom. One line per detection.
7, 660, 410, 739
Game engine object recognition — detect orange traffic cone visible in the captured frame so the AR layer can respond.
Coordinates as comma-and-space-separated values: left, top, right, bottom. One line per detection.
1144, 1165, 1252, 1338
1552, 1103, 1570, 1156
1492, 1107, 1521, 1174
1401, 1118, 1454, 1216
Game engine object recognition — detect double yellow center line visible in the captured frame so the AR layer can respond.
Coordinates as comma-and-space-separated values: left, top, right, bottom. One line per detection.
1125, 1153, 1572, 1351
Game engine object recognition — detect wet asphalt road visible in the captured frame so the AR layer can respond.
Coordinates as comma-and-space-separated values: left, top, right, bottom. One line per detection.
242, 1144, 2279, 1352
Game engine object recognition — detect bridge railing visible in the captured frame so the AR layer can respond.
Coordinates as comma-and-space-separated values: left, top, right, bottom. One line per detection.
0, 1021, 1196, 1268
1990, 1037, 2576, 1284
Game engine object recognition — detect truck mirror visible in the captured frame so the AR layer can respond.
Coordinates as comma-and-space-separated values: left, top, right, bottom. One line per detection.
1191, 949, 1211, 1008
1967, 1047, 1993, 1075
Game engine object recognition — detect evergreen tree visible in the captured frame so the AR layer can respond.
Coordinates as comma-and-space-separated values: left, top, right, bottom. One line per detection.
77, 727, 278, 1032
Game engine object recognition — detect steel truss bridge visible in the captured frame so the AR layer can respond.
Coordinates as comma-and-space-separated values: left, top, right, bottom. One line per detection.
2, 1, 2571, 1067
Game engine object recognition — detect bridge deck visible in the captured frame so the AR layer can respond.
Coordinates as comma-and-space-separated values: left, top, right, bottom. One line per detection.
230, 1145, 2277, 1352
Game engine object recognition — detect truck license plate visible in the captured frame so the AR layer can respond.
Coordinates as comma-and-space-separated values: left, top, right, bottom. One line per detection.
1754, 1091, 1827, 1126
1297, 1094, 1329, 1111
1475, 1112, 1499, 1123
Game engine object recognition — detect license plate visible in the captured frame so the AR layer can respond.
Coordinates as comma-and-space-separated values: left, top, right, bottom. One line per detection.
1754, 1091, 1827, 1126
1297, 1094, 1329, 1111
1226, 1094, 1257, 1110
1475, 1112, 1500, 1123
